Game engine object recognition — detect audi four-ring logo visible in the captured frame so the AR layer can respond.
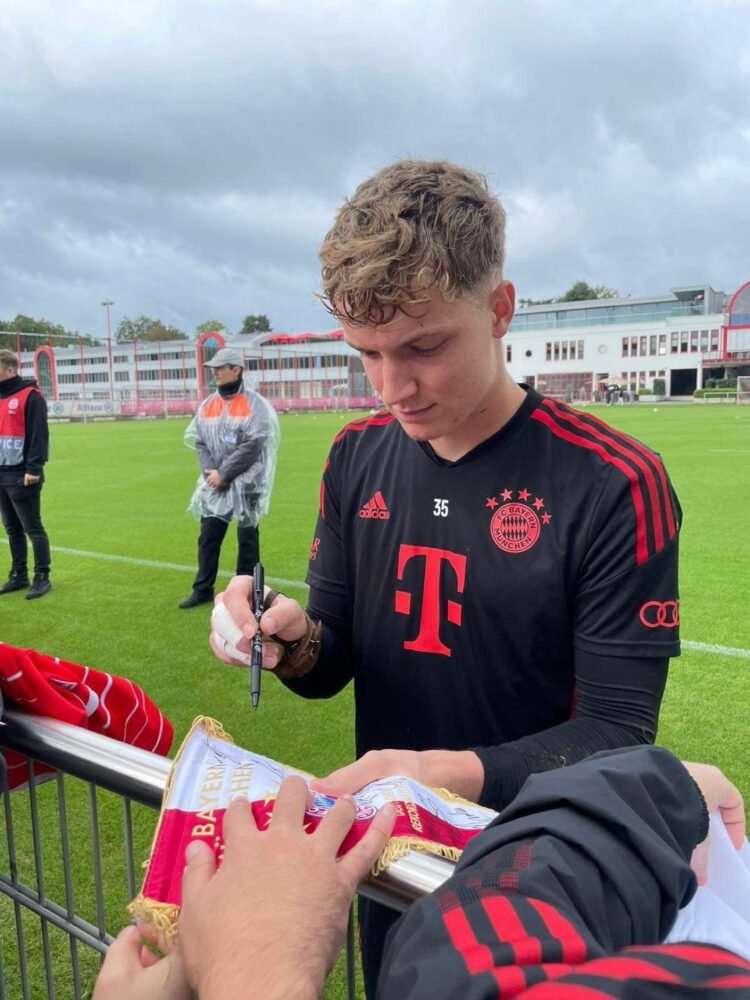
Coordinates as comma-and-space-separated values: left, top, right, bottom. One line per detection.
639, 600, 680, 628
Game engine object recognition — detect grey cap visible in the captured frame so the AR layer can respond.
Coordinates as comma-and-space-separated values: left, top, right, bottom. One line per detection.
204, 348, 244, 368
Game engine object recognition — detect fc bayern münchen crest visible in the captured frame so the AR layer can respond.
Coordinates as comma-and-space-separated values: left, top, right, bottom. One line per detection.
485, 488, 551, 553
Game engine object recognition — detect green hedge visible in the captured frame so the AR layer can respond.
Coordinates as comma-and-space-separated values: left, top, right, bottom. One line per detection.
694, 388, 737, 398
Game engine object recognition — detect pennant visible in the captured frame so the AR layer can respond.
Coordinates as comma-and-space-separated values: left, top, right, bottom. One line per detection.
130, 717, 497, 936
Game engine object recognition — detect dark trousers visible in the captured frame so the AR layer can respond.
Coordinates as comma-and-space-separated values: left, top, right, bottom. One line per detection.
0, 483, 51, 576
358, 897, 401, 999
192, 516, 260, 595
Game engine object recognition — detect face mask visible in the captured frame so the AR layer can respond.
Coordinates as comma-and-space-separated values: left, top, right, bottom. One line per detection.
217, 375, 243, 398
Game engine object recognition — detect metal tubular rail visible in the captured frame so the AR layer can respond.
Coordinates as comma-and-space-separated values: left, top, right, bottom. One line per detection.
0, 709, 456, 910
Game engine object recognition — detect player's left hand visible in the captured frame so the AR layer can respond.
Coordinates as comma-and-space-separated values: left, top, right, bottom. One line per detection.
92, 925, 190, 1000
313, 748, 485, 803
23, 474, 40, 486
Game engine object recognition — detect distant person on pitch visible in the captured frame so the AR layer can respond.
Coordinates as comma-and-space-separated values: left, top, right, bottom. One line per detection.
179, 348, 279, 609
0, 349, 52, 599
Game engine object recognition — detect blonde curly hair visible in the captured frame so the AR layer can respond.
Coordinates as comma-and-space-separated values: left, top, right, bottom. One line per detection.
319, 160, 506, 326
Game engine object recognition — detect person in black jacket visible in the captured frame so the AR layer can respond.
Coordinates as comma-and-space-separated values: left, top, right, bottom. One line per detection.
93, 746, 748, 1000
0, 349, 52, 599
377, 747, 749, 999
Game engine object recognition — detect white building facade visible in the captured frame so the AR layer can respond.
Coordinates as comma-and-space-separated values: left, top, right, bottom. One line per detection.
504, 281, 750, 401
12, 279, 750, 417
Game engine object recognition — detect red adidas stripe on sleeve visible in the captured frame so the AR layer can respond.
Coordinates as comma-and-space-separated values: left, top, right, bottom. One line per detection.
531, 400, 676, 565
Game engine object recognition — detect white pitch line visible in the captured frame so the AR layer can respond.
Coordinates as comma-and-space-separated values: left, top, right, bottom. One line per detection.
0, 539, 307, 591
681, 641, 750, 660
2, 541, 749, 660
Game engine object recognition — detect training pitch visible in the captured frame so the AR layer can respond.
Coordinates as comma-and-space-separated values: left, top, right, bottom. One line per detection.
1, 403, 748, 997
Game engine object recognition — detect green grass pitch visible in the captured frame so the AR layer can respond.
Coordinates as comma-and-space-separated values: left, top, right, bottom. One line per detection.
1, 403, 748, 997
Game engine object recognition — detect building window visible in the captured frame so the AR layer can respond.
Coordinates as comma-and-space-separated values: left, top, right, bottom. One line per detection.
659, 334, 667, 356
505, 344, 512, 363
671, 332, 679, 354
710, 329, 719, 351
649, 335, 657, 355
680, 331, 689, 353
545, 343, 552, 361
639, 336, 647, 356
622, 337, 629, 357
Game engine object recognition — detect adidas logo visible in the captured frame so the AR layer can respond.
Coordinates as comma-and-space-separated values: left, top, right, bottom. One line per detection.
358, 490, 390, 520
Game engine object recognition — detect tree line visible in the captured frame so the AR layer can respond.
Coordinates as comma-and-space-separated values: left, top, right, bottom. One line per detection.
1, 282, 621, 351
0, 313, 273, 350
518, 280, 620, 307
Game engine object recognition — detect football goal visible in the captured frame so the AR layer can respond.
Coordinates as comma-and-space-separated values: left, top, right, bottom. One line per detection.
737, 376, 750, 404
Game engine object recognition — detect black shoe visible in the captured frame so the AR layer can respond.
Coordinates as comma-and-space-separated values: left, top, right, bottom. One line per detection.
25, 574, 52, 600
0, 571, 30, 594
178, 590, 213, 609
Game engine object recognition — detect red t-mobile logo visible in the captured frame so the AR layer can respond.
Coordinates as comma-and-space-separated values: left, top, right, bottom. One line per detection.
394, 545, 466, 656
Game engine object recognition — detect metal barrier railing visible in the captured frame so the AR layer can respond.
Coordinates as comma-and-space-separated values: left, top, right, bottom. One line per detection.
0, 710, 455, 999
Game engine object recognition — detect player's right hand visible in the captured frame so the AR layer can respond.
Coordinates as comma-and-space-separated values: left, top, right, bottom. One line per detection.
209, 576, 308, 671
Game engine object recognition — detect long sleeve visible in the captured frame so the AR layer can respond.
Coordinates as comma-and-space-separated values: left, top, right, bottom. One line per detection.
474, 649, 668, 810
23, 390, 49, 475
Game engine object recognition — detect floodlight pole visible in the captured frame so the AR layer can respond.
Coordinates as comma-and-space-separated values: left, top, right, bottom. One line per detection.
102, 299, 114, 340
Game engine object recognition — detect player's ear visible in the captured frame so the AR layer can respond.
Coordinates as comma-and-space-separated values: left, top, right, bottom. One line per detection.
488, 279, 515, 340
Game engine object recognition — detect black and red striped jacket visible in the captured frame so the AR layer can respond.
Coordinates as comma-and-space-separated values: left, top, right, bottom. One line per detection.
377, 747, 750, 999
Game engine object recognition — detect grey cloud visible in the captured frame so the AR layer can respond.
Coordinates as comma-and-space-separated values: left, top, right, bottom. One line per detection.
1, 0, 748, 335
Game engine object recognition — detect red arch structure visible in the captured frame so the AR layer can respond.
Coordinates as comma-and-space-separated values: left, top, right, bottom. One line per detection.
720, 280, 750, 358
726, 280, 750, 329
33, 345, 58, 400
195, 330, 227, 397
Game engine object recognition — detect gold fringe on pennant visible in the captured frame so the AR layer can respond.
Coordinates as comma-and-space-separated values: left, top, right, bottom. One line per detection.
195, 716, 234, 743
159, 716, 235, 810
127, 894, 181, 940
372, 836, 463, 876
429, 784, 495, 811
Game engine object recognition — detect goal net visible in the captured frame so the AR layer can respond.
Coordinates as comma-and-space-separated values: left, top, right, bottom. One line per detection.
737, 376, 750, 404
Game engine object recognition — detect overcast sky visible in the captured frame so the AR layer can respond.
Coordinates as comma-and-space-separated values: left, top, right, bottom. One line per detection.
1, 0, 748, 339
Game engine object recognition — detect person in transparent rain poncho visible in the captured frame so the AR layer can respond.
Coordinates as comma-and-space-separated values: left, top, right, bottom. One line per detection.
178, 349, 280, 609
